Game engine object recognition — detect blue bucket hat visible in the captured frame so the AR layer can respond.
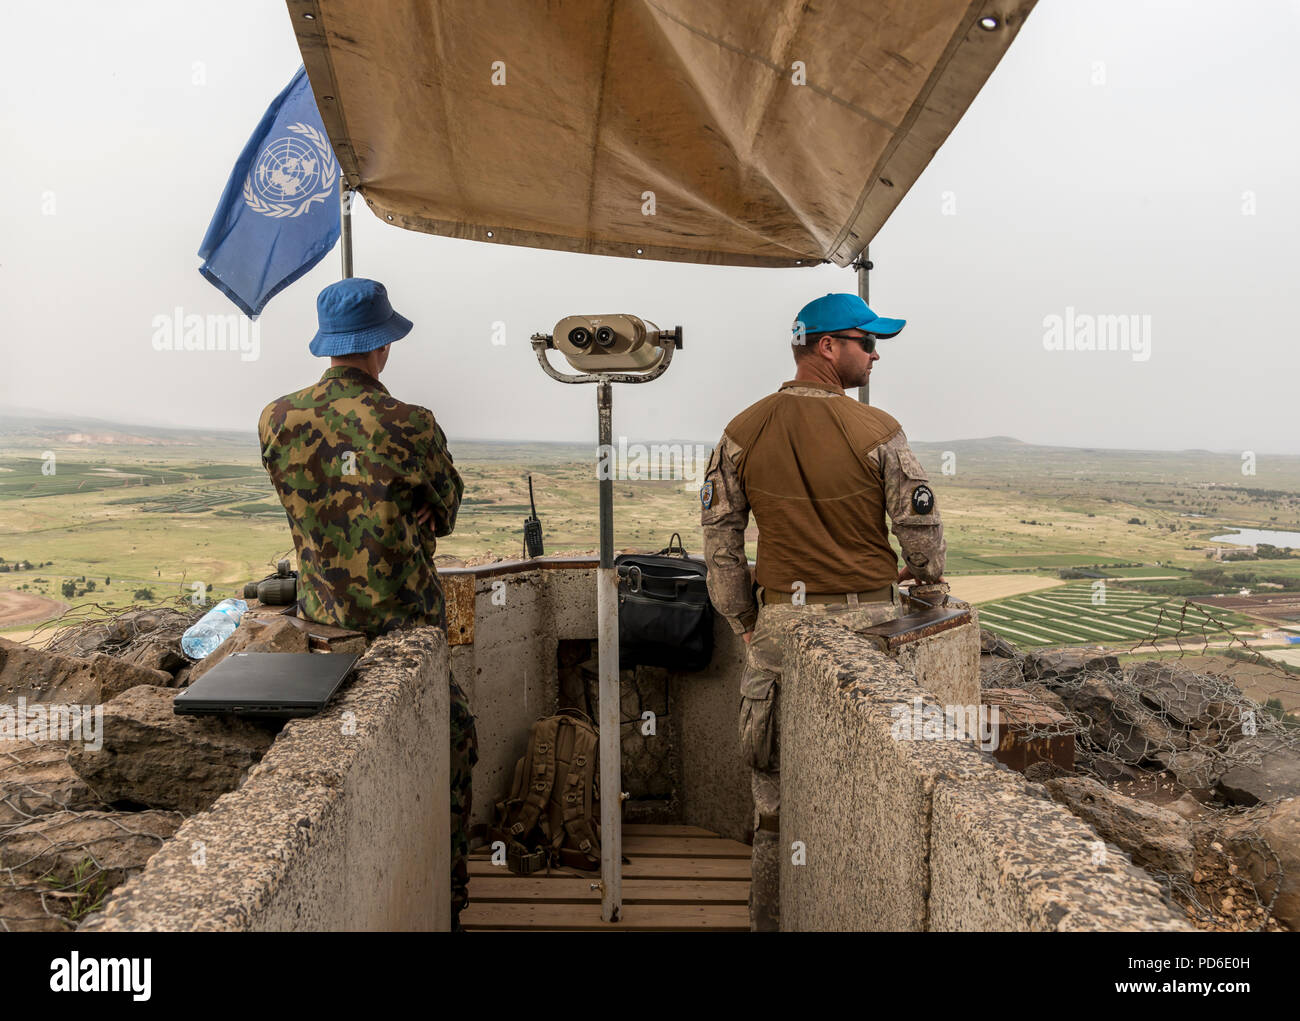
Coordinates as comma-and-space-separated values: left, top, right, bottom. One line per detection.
309, 278, 413, 357
793, 293, 906, 339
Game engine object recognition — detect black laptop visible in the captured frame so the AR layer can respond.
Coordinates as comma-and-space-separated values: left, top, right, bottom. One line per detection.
173, 651, 360, 718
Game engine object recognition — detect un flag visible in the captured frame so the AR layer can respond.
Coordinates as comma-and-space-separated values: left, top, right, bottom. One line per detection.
198, 66, 341, 317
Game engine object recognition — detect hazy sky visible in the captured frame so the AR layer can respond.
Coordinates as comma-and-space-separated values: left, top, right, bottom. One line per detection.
2, 1, 1298, 453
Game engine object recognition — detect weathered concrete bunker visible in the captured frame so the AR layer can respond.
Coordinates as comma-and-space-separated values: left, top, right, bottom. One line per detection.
86, 558, 1190, 931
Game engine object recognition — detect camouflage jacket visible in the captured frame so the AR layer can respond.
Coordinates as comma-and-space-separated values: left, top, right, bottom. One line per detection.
257, 365, 463, 637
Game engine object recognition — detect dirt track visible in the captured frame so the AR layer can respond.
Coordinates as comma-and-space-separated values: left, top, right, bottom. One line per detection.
947, 574, 1064, 604
0, 591, 66, 629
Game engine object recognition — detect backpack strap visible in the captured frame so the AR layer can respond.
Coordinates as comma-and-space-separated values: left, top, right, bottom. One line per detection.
512, 716, 560, 840
559, 718, 601, 867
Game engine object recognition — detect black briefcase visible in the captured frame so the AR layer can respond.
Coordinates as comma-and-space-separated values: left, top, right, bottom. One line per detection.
614, 534, 714, 672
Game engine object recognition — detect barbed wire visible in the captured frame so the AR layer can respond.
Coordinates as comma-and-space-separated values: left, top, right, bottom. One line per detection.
983, 598, 1299, 930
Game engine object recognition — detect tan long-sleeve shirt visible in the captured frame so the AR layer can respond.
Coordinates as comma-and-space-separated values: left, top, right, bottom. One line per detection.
699, 380, 946, 634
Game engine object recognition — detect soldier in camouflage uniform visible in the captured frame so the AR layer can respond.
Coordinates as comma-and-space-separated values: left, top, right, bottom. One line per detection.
258, 277, 478, 930
700, 293, 947, 931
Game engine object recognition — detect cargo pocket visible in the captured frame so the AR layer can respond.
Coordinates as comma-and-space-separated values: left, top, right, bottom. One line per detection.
738, 673, 779, 772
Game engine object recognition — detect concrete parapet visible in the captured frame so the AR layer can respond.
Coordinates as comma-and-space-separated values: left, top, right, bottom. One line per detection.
778, 617, 1191, 931
85, 628, 451, 931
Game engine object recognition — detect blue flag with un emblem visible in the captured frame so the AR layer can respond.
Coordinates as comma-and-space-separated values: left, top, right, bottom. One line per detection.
198, 66, 340, 317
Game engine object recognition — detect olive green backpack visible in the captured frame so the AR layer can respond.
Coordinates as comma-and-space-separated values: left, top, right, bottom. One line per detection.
491, 710, 601, 874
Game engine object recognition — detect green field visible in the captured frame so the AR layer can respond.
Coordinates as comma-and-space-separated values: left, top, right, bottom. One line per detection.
2, 419, 1298, 643
977, 582, 1253, 649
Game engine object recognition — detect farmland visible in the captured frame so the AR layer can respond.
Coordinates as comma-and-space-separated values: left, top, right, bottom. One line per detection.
2, 416, 1299, 652
974, 582, 1254, 650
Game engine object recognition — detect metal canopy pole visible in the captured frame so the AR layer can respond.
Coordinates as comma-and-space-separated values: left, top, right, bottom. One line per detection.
529, 331, 679, 925
340, 181, 354, 278
856, 245, 869, 406
595, 379, 621, 922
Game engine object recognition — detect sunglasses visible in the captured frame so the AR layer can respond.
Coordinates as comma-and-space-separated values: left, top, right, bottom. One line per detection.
825, 332, 877, 354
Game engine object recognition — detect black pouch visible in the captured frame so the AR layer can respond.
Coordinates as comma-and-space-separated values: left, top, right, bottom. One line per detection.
615, 533, 714, 672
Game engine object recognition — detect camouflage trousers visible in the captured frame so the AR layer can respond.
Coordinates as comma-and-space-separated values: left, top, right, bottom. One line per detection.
739, 588, 899, 932
450, 678, 478, 930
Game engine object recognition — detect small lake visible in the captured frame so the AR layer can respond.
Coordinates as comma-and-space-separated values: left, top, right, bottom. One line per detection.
1210, 528, 1300, 547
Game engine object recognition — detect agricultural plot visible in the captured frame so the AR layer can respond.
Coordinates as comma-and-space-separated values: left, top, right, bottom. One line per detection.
105, 485, 271, 514
0, 459, 189, 499
977, 582, 1252, 649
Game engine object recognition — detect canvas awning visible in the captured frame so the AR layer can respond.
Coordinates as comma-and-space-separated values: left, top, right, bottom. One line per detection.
288, 0, 1035, 268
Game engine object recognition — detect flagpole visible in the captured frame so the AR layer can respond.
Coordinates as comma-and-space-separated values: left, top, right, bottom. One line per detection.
340, 181, 354, 278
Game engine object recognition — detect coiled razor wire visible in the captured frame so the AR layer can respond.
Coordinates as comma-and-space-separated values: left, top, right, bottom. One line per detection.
986, 598, 1299, 930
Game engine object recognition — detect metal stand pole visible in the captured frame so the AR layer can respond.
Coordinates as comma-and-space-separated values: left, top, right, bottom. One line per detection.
340, 181, 354, 278
856, 245, 869, 406
595, 379, 622, 922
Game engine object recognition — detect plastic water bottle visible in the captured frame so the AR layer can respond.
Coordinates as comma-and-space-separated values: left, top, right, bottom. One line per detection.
181, 598, 248, 660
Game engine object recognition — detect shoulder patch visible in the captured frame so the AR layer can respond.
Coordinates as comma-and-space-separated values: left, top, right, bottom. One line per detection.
700, 480, 714, 509
911, 484, 935, 515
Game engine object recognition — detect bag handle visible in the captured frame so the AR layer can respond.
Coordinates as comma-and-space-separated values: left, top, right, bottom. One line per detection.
656, 532, 688, 558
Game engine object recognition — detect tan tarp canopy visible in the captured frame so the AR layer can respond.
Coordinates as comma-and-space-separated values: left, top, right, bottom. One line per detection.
290, 0, 1034, 268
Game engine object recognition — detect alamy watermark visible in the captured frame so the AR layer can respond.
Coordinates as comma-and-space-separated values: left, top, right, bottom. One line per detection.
151, 306, 261, 361
1042, 306, 1151, 362
596, 438, 710, 483
890, 697, 1001, 752
0, 698, 103, 751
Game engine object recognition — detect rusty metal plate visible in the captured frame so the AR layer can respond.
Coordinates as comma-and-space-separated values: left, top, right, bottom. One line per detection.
856, 606, 971, 652
443, 573, 476, 646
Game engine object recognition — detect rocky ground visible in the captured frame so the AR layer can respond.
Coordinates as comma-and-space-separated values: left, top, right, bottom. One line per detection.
0, 606, 314, 931
980, 631, 1300, 932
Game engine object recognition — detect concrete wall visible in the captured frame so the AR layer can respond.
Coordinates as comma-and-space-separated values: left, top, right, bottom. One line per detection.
445, 561, 747, 839
677, 613, 750, 841
448, 568, 562, 829
892, 602, 980, 710
778, 618, 1191, 931
85, 629, 450, 932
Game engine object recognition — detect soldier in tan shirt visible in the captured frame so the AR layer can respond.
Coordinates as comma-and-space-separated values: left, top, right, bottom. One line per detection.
699, 292, 947, 930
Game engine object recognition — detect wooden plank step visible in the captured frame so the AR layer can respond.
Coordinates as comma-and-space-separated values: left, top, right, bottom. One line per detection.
469, 855, 751, 881
461, 902, 750, 931
621, 824, 719, 838
623, 836, 752, 858
470, 877, 748, 904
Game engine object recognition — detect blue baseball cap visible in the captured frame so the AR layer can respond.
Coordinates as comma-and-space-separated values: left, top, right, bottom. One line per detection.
309, 278, 413, 357
793, 293, 906, 339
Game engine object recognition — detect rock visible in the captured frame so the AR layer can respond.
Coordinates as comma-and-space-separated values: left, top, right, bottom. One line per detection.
1161, 746, 1220, 790
1124, 660, 1239, 728
0, 639, 170, 707
187, 616, 311, 683
0, 808, 182, 890
1216, 740, 1300, 806
0, 885, 71, 931
1045, 775, 1195, 877
0, 742, 103, 825
88, 655, 173, 702
979, 654, 1023, 688
1087, 752, 1139, 783
1220, 797, 1300, 930
67, 686, 280, 814
1059, 673, 1186, 766
0, 638, 101, 705
1023, 760, 1071, 782
1166, 793, 1208, 822
979, 628, 1018, 658
120, 639, 187, 678
1023, 648, 1119, 685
